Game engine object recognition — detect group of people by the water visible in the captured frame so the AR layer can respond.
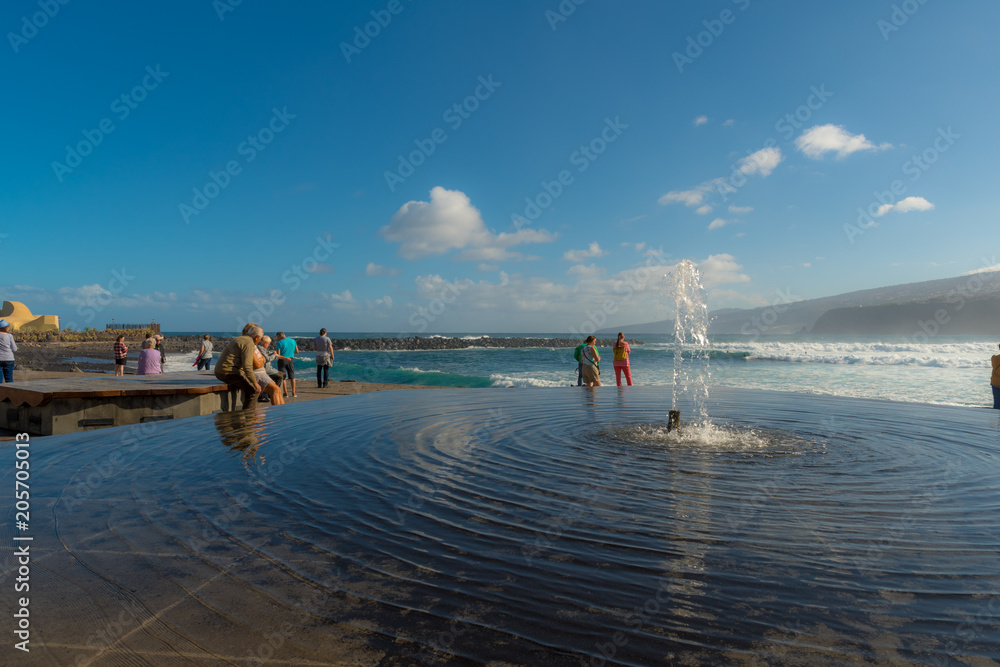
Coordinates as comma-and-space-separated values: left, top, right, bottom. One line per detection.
573, 332, 633, 387
211, 324, 332, 409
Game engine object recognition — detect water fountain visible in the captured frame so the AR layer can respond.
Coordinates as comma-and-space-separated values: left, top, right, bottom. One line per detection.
664, 258, 711, 427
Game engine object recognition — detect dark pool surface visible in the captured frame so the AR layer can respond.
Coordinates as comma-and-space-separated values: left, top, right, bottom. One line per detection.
7, 387, 1000, 665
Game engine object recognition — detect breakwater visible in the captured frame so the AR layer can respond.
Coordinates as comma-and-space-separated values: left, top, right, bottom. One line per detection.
307, 336, 636, 351
164, 336, 639, 351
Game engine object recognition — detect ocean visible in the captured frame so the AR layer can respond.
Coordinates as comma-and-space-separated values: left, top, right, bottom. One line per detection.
158, 333, 999, 409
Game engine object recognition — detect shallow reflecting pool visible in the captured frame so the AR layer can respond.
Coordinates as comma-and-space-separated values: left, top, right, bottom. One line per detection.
7, 387, 1000, 665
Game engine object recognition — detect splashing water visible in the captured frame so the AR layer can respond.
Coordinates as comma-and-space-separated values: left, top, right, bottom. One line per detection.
664, 259, 711, 424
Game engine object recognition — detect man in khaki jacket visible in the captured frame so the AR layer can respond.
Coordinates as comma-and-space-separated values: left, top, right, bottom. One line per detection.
215, 324, 263, 409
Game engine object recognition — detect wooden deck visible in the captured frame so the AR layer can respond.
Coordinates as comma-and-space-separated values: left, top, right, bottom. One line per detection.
0, 372, 232, 436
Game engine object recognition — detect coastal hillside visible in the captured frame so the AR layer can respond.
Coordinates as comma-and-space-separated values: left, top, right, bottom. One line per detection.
599, 271, 1000, 335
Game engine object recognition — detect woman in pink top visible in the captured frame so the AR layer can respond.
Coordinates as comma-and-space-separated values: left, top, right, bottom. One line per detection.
612, 331, 632, 386
135, 338, 162, 375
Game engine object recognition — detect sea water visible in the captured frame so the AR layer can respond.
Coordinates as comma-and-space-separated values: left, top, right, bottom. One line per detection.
22, 386, 1000, 663
155, 332, 999, 408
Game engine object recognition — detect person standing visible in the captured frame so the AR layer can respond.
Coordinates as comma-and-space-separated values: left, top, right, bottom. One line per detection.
991, 343, 1000, 409
0, 319, 17, 383
573, 340, 585, 386
274, 332, 299, 397
314, 328, 334, 388
612, 332, 633, 386
580, 335, 601, 387
154, 334, 166, 371
113, 334, 128, 376
196, 334, 214, 371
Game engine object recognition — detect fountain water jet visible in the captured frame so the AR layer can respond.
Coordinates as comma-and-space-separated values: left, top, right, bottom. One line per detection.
664, 259, 711, 426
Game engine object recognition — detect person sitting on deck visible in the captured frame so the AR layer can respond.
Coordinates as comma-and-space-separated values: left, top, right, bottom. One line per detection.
214, 325, 264, 409
135, 338, 162, 375
255, 336, 286, 404
252, 344, 285, 406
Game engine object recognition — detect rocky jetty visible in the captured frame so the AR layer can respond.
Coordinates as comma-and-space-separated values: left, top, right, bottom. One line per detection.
308, 336, 637, 351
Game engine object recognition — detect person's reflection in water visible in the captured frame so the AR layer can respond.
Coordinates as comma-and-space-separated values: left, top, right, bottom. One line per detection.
214, 409, 269, 469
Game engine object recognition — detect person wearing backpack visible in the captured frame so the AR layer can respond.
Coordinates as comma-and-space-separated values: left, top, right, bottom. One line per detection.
580, 335, 601, 387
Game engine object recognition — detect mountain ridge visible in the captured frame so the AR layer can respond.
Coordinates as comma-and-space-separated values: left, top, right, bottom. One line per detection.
598, 271, 1000, 335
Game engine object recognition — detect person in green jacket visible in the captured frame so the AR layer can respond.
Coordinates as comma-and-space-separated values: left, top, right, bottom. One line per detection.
573, 340, 586, 386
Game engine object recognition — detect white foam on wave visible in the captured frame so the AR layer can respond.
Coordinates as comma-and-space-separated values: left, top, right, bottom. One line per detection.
489, 374, 566, 388
726, 340, 993, 369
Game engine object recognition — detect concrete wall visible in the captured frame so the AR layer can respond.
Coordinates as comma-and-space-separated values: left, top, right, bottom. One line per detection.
0, 391, 223, 436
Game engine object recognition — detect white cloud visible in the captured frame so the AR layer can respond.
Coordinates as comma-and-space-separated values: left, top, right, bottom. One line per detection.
566, 264, 605, 280
728, 205, 753, 214
698, 254, 750, 288
306, 263, 334, 274
366, 262, 401, 277
795, 124, 892, 160
722, 119, 735, 127
367, 295, 393, 310
695, 205, 713, 215
693, 115, 709, 126
708, 218, 729, 230
321, 290, 357, 309
57, 284, 111, 307
736, 147, 783, 177
874, 196, 935, 217
658, 189, 705, 207
380, 186, 555, 260
659, 147, 780, 210
968, 263, 1000, 275
563, 242, 606, 262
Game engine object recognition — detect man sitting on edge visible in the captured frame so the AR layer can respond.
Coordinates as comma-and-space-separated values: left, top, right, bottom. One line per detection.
214, 324, 263, 410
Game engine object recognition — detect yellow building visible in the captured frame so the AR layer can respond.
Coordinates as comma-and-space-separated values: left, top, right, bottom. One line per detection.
0, 301, 60, 332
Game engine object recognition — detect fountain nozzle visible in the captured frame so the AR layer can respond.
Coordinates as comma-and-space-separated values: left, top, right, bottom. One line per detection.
668, 410, 681, 432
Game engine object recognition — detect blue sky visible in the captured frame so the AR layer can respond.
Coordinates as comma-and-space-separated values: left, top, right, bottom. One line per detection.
3, 0, 997, 334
